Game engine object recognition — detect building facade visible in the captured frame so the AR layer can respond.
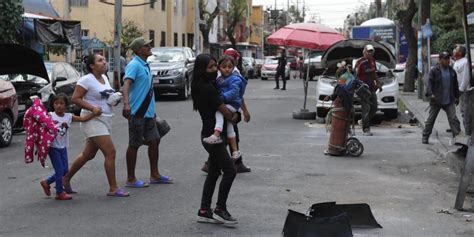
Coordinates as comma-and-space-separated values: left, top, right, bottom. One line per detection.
50, 0, 195, 49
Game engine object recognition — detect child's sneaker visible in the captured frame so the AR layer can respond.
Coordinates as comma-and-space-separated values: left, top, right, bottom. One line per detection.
203, 135, 223, 144
231, 151, 242, 159
55, 192, 72, 200
197, 208, 222, 224
213, 208, 238, 225
40, 180, 51, 196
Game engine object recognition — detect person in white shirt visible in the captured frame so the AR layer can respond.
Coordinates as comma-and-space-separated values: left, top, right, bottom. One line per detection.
453, 45, 471, 137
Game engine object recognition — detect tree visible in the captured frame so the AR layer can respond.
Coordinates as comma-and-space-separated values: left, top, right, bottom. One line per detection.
198, 0, 220, 53
0, 0, 24, 44
121, 20, 143, 53
225, 0, 248, 49
396, 0, 417, 92
288, 5, 304, 23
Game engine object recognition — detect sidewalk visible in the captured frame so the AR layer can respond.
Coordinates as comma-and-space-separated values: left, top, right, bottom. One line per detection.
398, 92, 467, 174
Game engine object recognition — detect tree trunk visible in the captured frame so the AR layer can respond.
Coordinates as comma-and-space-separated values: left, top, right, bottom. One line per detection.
226, 29, 237, 49
397, 0, 418, 92
375, 0, 382, 17
201, 28, 211, 53
421, 0, 431, 97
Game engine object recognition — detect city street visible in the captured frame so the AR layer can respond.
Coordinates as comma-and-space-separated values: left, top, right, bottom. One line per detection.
1, 78, 474, 236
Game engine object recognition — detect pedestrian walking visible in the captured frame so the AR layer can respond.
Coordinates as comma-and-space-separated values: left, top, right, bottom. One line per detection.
63, 53, 129, 197
202, 55, 247, 161
274, 50, 287, 90
298, 56, 304, 79
355, 44, 383, 136
122, 36, 172, 188
201, 48, 251, 173
192, 54, 239, 225
453, 45, 471, 138
39, 93, 95, 200
422, 51, 461, 144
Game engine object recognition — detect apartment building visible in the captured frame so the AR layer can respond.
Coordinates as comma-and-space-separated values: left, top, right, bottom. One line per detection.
50, 0, 195, 49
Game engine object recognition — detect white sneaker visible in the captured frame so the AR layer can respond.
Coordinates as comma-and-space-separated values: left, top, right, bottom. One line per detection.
232, 151, 242, 159
362, 131, 373, 136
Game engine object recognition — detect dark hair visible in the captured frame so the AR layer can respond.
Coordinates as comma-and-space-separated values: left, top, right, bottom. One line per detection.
49, 93, 69, 112
191, 54, 216, 111
457, 45, 467, 57
236, 50, 244, 72
218, 55, 235, 69
83, 53, 99, 73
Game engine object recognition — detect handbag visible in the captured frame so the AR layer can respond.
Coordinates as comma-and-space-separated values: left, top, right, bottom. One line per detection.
155, 115, 170, 137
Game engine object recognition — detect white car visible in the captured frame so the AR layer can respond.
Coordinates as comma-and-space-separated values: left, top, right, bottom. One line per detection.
260, 57, 290, 80
303, 51, 324, 80
315, 39, 399, 119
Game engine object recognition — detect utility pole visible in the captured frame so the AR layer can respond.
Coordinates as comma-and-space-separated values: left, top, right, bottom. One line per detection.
64, 0, 72, 63
113, 0, 122, 90
287, 0, 290, 25
375, 0, 382, 18
194, 0, 201, 54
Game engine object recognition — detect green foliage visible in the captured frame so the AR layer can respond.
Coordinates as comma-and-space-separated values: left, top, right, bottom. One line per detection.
46, 45, 68, 56
0, 0, 24, 43
225, 0, 248, 47
288, 5, 304, 23
432, 29, 465, 53
121, 20, 143, 52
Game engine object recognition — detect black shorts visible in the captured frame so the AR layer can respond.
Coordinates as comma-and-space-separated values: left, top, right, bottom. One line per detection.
128, 116, 160, 147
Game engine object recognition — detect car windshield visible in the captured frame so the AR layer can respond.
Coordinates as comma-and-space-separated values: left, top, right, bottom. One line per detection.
308, 51, 324, 58
149, 49, 185, 62
265, 58, 278, 64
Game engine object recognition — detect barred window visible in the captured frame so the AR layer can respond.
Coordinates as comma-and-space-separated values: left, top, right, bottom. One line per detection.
70, 0, 88, 7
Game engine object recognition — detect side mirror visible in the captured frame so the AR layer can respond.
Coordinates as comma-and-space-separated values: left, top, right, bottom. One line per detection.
52, 77, 67, 88
187, 58, 196, 64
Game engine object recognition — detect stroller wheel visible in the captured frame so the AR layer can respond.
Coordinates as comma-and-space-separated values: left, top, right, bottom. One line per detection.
346, 137, 364, 157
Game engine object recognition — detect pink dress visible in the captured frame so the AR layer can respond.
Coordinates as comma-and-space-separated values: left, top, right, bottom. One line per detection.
23, 98, 57, 167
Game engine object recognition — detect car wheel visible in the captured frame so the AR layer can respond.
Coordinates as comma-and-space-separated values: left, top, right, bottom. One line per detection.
178, 79, 189, 100
317, 107, 329, 118
261, 77, 267, 80
0, 113, 13, 147
384, 109, 398, 119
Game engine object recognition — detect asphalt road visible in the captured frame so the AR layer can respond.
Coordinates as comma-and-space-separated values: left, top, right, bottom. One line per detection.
1, 78, 473, 236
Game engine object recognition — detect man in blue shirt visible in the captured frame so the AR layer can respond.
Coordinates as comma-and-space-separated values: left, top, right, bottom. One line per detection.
122, 37, 173, 187
422, 51, 461, 144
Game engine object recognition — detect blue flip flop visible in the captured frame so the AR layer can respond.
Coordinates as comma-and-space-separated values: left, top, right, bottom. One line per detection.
150, 175, 173, 184
125, 179, 149, 188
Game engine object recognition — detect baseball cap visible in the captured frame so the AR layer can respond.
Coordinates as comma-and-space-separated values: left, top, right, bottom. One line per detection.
129, 37, 153, 53
224, 48, 240, 60
439, 51, 450, 59
364, 44, 375, 52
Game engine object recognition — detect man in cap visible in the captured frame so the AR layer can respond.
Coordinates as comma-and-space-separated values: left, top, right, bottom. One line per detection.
355, 44, 383, 136
122, 36, 173, 187
422, 51, 461, 144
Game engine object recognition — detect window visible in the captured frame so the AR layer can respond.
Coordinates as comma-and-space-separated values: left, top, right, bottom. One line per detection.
181, 0, 186, 15
187, 34, 194, 49
149, 30, 155, 47
70, 0, 88, 7
161, 31, 166, 46
150, 0, 155, 9
161, 0, 166, 11
173, 0, 178, 13
174, 33, 178, 46
182, 34, 185, 47
81, 29, 89, 37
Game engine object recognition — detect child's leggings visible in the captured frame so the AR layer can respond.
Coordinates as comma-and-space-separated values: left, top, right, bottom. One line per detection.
215, 104, 237, 138
46, 147, 68, 194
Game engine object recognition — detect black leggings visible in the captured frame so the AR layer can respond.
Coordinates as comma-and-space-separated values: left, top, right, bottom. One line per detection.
200, 141, 236, 210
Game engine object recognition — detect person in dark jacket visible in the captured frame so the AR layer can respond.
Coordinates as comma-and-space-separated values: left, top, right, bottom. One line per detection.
422, 51, 461, 144
274, 51, 287, 90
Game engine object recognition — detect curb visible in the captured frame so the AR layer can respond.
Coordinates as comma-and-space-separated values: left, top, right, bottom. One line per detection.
398, 94, 465, 175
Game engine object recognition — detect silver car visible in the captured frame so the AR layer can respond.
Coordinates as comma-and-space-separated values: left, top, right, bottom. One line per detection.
315, 39, 399, 119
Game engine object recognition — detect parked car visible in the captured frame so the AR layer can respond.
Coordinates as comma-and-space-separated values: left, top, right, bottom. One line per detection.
0, 61, 81, 128
0, 79, 18, 147
315, 39, 399, 119
255, 59, 264, 78
0, 43, 50, 147
148, 47, 195, 100
394, 54, 440, 85
303, 51, 325, 80
242, 57, 255, 79
288, 56, 298, 70
260, 57, 290, 80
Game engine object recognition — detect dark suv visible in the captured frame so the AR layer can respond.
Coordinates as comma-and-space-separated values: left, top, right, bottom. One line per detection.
148, 47, 195, 100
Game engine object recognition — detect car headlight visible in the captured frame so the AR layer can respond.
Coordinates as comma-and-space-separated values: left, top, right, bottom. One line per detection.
169, 69, 183, 76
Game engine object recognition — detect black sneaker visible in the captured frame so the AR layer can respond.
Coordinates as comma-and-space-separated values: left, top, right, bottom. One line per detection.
213, 208, 238, 225
422, 137, 429, 144
197, 208, 222, 224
